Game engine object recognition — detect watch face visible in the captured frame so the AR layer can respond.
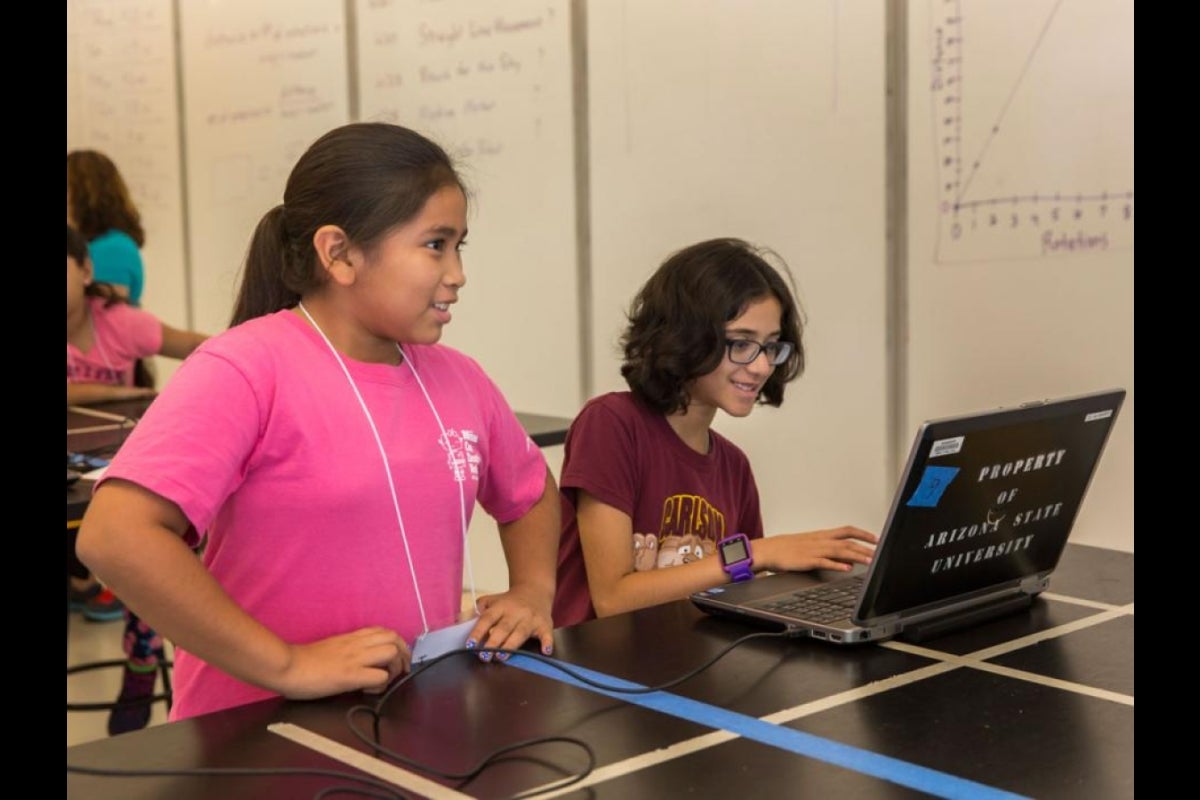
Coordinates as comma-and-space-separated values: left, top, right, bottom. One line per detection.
721, 537, 749, 563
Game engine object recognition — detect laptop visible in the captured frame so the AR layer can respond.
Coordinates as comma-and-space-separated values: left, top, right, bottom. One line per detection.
691, 388, 1126, 644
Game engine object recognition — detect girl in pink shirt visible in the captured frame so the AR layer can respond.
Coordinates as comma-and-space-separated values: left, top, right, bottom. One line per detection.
67, 223, 208, 405
77, 123, 561, 720
67, 222, 210, 734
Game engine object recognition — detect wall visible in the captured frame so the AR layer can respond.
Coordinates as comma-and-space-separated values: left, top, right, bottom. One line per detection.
354, 0, 581, 417
904, 0, 1134, 551
66, 0, 189, 385
585, 0, 892, 544
178, 0, 351, 335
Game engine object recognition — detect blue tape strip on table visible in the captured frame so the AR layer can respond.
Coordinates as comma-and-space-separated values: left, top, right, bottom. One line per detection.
510, 654, 1028, 800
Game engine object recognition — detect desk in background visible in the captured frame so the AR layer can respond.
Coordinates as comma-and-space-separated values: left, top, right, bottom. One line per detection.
65, 543, 1133, 799
67, 398, 154, 532
516, 412, 572, 448
68, 403, 571, 527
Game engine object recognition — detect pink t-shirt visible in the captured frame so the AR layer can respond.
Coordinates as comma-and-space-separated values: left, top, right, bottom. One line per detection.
66, 297, 162, 386
99, 310, 548, 720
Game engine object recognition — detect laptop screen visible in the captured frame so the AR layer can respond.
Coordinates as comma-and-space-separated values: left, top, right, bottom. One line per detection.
855, 389, 1125, 622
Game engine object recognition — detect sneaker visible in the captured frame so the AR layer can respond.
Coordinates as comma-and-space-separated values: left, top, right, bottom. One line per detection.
68, 583, 125, 622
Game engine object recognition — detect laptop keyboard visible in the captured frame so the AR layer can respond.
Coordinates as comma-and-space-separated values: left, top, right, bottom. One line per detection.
756, 576, 865, 624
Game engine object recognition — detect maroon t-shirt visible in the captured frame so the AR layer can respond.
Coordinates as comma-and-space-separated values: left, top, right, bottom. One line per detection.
552, 392, 763, 627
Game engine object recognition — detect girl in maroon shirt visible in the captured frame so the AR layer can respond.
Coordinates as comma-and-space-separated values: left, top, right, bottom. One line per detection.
553, 238, 878, 627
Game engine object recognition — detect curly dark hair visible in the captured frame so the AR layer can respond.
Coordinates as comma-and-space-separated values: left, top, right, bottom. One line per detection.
66, 150, 146, 247
620, 238, 806, 415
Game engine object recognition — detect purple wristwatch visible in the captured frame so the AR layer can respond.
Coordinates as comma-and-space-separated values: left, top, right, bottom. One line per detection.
717, 533, 754, 582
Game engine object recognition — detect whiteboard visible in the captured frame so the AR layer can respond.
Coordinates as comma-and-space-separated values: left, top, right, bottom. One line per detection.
66, 0, 1134, 562
355, 0, 580, 418
66, 0, 189, 382
178, 0, 351, 335
905, 0, 1134, 551
586, 0, 892, 537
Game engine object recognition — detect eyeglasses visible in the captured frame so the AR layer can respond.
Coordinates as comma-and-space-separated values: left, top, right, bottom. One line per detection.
724, 338, 793, 366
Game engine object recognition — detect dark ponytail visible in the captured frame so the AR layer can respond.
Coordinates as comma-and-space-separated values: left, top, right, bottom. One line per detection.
229, 206, 303, 326
229, 122, 467, 327
68, 223, 126, 309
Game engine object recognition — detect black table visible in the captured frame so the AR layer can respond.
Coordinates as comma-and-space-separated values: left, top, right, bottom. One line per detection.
68, 398, 150, 522
65, 542, 1133, 799
515, 412, 572, 448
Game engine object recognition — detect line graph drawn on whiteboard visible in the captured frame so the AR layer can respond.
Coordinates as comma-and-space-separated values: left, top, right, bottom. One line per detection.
930, 0, 1133, 263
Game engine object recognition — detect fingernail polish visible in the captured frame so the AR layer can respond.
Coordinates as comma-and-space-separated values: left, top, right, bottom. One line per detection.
479, 651, 492, 662
542, 645, 553, 655
465, 639, 476, 649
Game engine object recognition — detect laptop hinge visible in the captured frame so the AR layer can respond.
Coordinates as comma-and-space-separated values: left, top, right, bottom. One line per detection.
897, 593, 1035, 643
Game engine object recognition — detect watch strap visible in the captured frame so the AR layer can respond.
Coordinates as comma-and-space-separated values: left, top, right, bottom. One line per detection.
718, 533, 755, 583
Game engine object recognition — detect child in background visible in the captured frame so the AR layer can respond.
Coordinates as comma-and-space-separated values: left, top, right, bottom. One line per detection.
552, 238, 878, 627
67, 222, 210, 734
66, 150, 147, 306
67, 224, 207, 406
77, 122, 561, 722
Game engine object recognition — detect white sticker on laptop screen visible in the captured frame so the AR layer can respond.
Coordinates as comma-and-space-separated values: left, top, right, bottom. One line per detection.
929, 436, 964, 458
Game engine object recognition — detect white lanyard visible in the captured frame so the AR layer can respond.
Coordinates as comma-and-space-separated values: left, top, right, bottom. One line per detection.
297, 303, 477, 634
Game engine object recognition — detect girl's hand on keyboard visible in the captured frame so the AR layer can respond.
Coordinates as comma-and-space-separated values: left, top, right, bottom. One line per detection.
755, 526, 878, 573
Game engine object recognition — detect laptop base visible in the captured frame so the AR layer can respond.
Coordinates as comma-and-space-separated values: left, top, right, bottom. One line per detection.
896, 593, 1035, 643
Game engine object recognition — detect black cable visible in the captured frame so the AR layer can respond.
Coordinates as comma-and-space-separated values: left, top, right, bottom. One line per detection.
459, 749, 597, 800
347, 700, 595, 788
65, 763, 410, 800
370, 627, 788, 712
313, 787, 404, 800
496, 628, 792, 694
68, 629, 791, 798
343, 628, 791, 796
